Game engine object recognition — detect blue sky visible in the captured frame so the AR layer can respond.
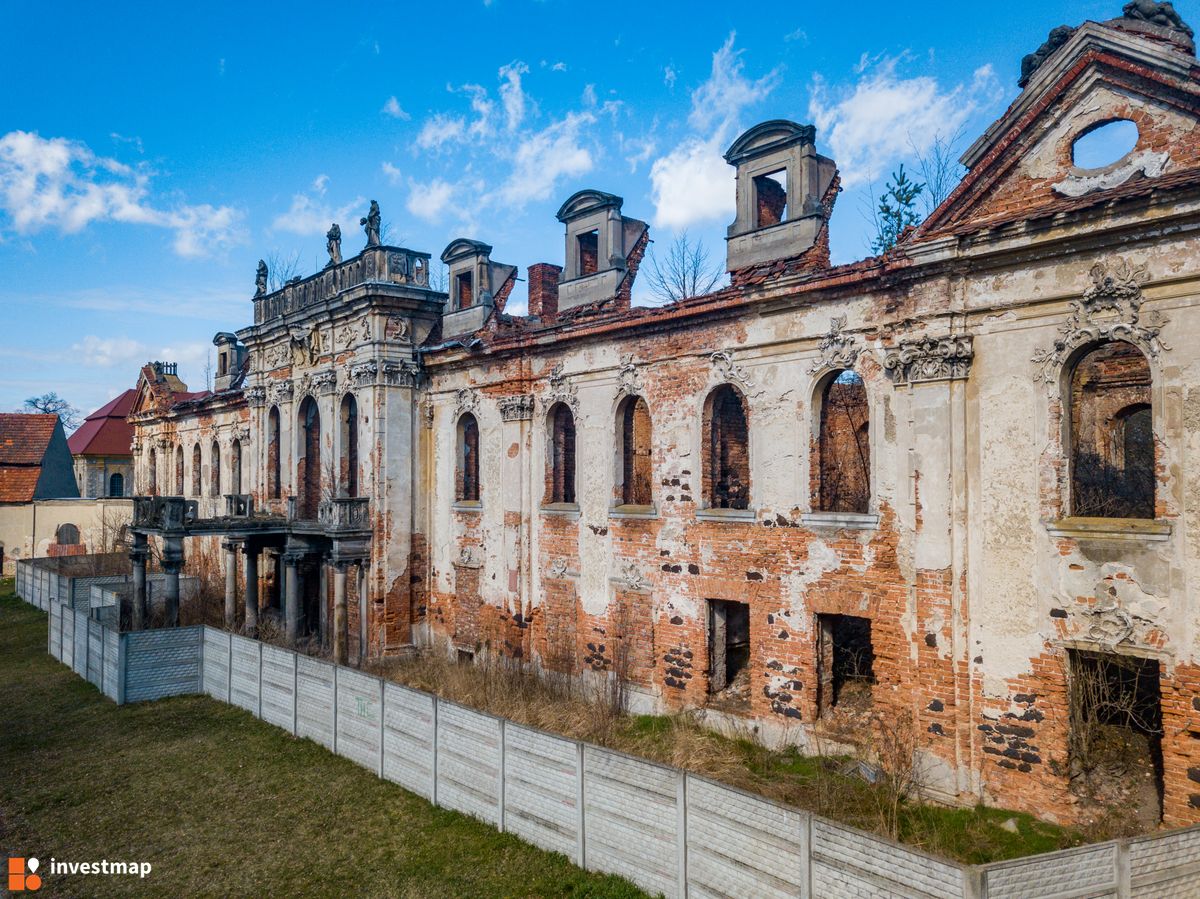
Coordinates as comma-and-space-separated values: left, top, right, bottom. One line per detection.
1, 0, 1182, 421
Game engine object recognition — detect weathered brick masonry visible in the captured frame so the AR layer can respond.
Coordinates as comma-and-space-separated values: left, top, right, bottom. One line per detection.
130, 6, 1200, 825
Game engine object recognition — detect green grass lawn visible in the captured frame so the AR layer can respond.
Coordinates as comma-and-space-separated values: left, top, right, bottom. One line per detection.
0, 583, 647, 898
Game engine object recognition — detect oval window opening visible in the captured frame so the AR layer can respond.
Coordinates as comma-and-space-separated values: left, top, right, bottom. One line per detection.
1072, 119, 1139, 169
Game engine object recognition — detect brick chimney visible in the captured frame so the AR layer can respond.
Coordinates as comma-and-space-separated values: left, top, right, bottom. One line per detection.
527, 263, 562, 320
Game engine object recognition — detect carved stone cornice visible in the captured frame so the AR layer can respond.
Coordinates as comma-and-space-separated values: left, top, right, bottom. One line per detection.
500, 394, 535, 422
710, 350, 754, 393
382, 360, 421, 388
307, 369, 337, 395
543, 363, 579, 414
1032, 258, 1169, 383
269, 380, 294, 404
884, 335, 974, 384
810, 314, 860, 374
350, 360, 379, 387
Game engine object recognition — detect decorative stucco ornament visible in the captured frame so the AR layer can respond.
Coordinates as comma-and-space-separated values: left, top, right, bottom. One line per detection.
544, 362, 579, 414
616, 354, 642, 397
710, 350, 755, 393
883, 335, 974, 384
1031, 257, 1170, 383
618, 560, 648, 591
1052, 151, 1169, 198
499, 395, 535, 421
810, 314, 860, 374
350, 360, 378, 386
548, 558, 569, 579
455, 387, 479, 415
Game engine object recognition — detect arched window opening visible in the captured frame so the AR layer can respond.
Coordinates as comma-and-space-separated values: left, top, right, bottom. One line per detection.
268, 407, 282, 499
211, 440, 221, 496
175, 445, 184, 495
147, 448, 157, 495
339, 394, 359, 498
232, 439, 243, 494
817, 370, 870, 514
191, 444, 202, 496
1070, 342, 1154, 519
108, 472, 124, 498
297, 397, 322, 519
456, 413, 480, 502
703, 385, 750, 510
56, 523, 80, 545
546, 404, 577, 505
616, 396, 653, 506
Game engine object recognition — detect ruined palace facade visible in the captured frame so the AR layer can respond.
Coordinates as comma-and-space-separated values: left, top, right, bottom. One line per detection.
129, 8, 1200, 825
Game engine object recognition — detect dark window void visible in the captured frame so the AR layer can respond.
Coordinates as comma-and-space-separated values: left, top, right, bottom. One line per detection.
618, 396, 653, 506
1068, 649, 1163, 825
754, 170, 788, 227
457, 413, 480, 502
268, 407, 282, 499
547, 403, 576, 504
147, 449, 157, 495
577, 229, 599, 276
704, 385, 750, 510
1070, 341, 1154, 519
818, 370, 870, 514
340, 394, 359, 498
708, 599, 750, 706
175, 445, 184, 495
218, 353, 229, 376
298, 397, 321, 519
108, 472, 124, 497
455, 271, 473, 309
817, 614, 875, 715
232, 440, 243, 494
191, 444, 202, 497
56, 523, 80, 545
210, 441, 221, 496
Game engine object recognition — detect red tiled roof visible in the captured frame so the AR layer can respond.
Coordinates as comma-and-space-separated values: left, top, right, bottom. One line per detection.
68, 388, 136, 457
0, 413, 58, 502
0, 414, 58, 465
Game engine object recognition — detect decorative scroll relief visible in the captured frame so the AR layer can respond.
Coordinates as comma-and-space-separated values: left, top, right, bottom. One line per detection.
244, 386, 267, 408
455, 545, 482, 568
385, 316, 410, 342
809, 314, 860, 374
269, 381, 294, 403
1052, 151, 1169, 199
710, 350, 755, 393
543, 362, 579, 414
548, 558, 569, 579
305, 370, 337, 395
349, 360, 378, 386
613, 560, 648, 591
336, 317, 371, 350
499, 394, 535, 422
616, 354, 642, 397
884, 335, 974, 384
422, 399, 434, 429
454, 387, 479, 416
262, 343, 290, 370
1031, 258, 1169, 383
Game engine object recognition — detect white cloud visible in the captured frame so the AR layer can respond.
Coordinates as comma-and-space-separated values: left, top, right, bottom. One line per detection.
649, 33, 778, 231
415, 113, 467, 151
493, 111, 594, 207
663, 66, 677, 90
381, 162, 402, 185
499, 61, 530, 131
72, 335, 147, 368
271, 182, 363, 236
406, 178, 457, 223
809, 58, 1001, 187
382, 96, 411, 120
0, 130, 242, 256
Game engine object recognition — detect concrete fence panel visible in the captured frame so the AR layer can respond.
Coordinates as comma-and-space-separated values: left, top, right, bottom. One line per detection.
86, 617, 104, 689
382, 682, 436, 801
583, 746, 682, 899
980, 841, 1118, 899
122, 628, 202, 703
811, 818, 967, 899
60, 603, 73, 668
72, 609, 88, 679
102, 625, 120, 702
295, 655, 335, 750
260, 644, 297, 733
48, 601, 62, 661
335, 668, 383, 773
685, 775, 809, 899
503, 723, 581, 862
436, 702, 503, 828
202, 629, 231, 702
1130, 827, 1200, 897
229, 634, 262, 716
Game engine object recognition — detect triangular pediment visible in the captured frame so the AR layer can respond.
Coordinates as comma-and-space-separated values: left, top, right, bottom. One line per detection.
918, 18, 1200, 237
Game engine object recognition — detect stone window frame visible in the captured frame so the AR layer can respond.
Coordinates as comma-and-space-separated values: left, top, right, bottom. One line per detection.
612, 393, 655, 514
455, 411, 481, 506
809, 366, 873, 518
542, 401, 579, 510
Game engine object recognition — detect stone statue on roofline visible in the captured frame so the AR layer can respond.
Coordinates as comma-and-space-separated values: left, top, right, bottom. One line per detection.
1123, 0, 1193, 38
326, 223, 342, 267
361, 200, 381, 248
255, 259, 268, 297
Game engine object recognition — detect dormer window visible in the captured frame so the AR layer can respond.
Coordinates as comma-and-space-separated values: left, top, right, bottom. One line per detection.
577, 229, 599, 276
456, 271, 474, 309
754, 171, 787, 227
218, 353, 228, 377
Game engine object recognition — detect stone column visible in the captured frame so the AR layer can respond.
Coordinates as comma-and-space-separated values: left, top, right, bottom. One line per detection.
223, 541, 239, 630
242, 543, 259, 636
333, 561, 348, 665
357, 562, 368, 667
284, 552, 301, 644
161, 535, 185, 627
130, 532, 148, 631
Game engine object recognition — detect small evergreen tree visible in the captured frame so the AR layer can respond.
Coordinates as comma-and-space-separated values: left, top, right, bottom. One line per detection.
871, 165, 925, 254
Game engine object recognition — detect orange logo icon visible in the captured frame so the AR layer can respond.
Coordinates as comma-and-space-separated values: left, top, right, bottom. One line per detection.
7, 857, 42, 891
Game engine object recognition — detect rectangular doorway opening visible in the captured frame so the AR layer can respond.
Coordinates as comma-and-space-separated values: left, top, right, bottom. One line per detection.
1068, 649, 1163, 825
817, 613, 875, 716
708, 599, 750, 709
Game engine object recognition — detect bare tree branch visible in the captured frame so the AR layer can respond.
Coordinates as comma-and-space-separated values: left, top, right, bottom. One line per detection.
21, 392, 81, 430
644, 231, 725, 304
